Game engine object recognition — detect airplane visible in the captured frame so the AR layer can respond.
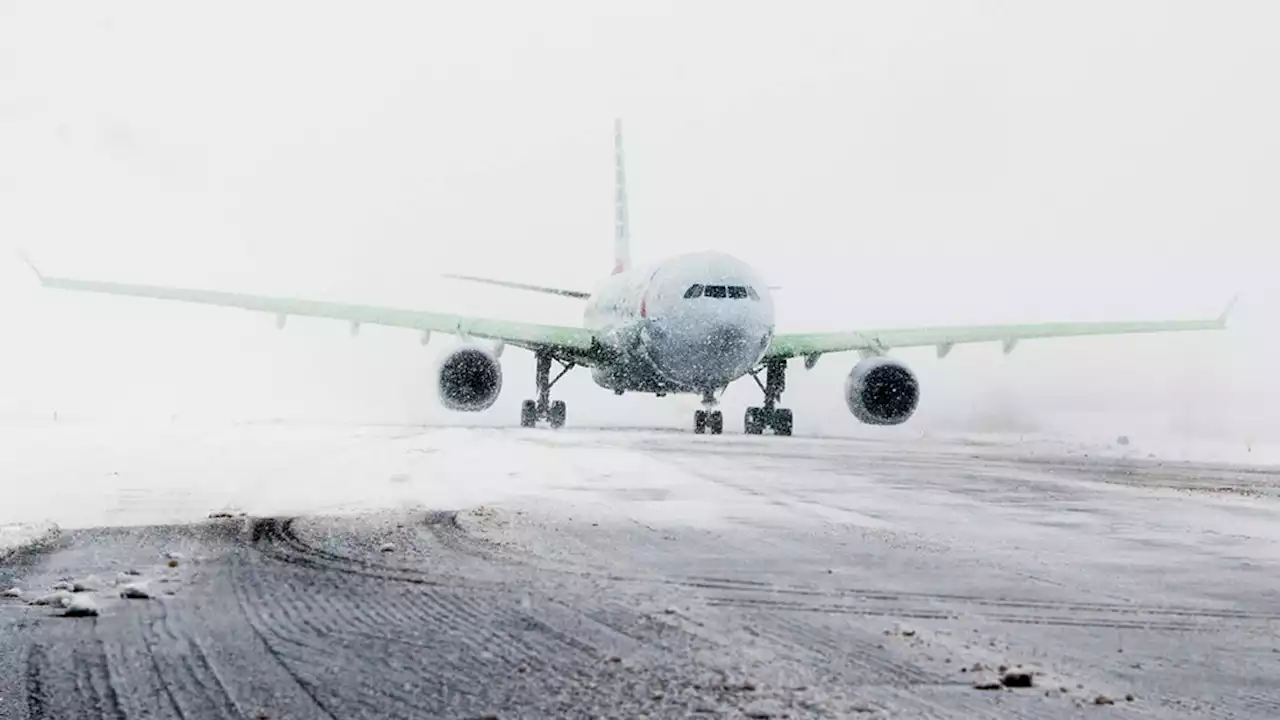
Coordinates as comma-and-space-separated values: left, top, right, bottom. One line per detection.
22, 120, 1235, 436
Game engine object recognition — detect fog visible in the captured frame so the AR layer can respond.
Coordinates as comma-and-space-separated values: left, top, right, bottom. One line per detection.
2, 1, 1277, 451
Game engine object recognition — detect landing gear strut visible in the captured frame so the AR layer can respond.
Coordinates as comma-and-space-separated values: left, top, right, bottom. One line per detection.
745, 358, 793, 436
521, 352, 573, 429
694, 389, 724, 435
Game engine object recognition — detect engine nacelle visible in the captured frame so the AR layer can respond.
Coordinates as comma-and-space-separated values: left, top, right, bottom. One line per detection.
844, 356, 919, 426
437, 346, 503, 411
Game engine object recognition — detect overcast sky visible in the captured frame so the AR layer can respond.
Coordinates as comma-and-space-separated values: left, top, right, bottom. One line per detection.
1, 1, 1277, 445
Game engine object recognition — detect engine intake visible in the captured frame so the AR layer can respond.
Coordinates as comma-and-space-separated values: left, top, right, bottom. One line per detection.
845, 356, 919, 426
438, 346, 502, 411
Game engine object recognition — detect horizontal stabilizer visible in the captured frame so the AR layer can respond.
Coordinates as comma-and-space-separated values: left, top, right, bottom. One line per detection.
443, 273, 592, 299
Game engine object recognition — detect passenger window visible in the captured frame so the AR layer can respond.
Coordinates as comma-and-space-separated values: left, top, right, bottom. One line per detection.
747, 286, 760, 300
705, 285, 727, 298
684, 284, 704, 299
727, 286, 748, 299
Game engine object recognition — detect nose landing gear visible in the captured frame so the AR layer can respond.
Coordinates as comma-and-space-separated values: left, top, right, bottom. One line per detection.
694, 409, 724, 435
745, 358, 793, 436
521, 352, 574, 429
694, 389, 724, 435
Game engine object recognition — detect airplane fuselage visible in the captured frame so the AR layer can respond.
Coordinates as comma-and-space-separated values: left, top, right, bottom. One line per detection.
582, 251, 775, 395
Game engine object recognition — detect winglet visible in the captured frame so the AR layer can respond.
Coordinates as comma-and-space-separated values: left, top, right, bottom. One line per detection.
16, 249, 45, 284
1218, 294, 1239, 326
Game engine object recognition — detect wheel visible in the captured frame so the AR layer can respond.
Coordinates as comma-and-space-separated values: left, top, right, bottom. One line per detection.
744, 407, 764, 435
773, 408, 793, 436
549, 400, 567, 429
694, 409, 707, 434
520, 400, 537, 428
707, 411, 723, 435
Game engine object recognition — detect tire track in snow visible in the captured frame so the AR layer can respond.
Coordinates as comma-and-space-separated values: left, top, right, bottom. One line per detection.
271, 513, 720, 672
83, 631, 126, 720
253, 516, 576, 673
21, 620, 127, 720
252, 517, 449, 587
238, 518, 597, 716
227, 553, 344, 720
233, 563, 421, 717
239, 513, 833, 718
411, 507, 1027, 714
24, 644, 50, 720
748, 609, 949, 687
706, 595, 1241, 633
412, 503, 1280, 629
142, 601, 242, 719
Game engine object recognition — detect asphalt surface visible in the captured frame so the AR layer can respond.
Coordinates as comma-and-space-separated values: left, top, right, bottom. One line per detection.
3, 430, 1280, 719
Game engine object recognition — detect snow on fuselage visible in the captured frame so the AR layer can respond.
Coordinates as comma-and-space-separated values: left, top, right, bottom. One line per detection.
583, 252, 775, 394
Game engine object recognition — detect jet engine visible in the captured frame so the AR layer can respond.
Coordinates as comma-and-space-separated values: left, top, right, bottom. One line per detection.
437, 345, 503, 411
844, 356, 919, 426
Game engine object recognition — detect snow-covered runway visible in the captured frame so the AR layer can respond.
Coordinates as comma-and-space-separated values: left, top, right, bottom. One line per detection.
2, 423, 1279, 718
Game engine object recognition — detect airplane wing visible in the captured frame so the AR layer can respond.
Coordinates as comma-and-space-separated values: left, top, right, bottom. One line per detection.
22, 257, 602, 364
765, 298, 1237, 364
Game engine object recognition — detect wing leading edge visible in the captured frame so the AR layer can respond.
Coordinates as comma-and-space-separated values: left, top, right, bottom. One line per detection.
765, 297, 1237, 362
24, 259, 600, 362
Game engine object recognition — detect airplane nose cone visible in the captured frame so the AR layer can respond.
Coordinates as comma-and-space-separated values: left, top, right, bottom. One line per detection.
650, 322, 767, 388
707, 325, 752, 357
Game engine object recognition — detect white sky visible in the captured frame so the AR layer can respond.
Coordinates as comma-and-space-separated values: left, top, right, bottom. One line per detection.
1, 1, 1277, 444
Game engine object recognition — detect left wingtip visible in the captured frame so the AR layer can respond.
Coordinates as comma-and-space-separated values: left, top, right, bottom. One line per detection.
16, 249, 44, 282
1218, 294, 1240, 326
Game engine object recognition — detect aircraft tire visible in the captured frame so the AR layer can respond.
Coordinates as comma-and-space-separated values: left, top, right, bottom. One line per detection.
773, 408, 794, 437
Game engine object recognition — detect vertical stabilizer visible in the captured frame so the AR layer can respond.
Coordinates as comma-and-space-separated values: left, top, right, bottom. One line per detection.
613, 118, 631, 274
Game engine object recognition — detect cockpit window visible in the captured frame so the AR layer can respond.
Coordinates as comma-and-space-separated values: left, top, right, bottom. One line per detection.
686, 283, 760, 300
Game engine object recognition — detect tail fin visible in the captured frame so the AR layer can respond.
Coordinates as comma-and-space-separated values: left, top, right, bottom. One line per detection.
613, 118, 631, 275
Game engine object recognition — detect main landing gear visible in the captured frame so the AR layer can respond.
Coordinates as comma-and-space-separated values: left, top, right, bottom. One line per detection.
521, 352, 574, 429
693, 389, 724, 435
745, 358, 793, 436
